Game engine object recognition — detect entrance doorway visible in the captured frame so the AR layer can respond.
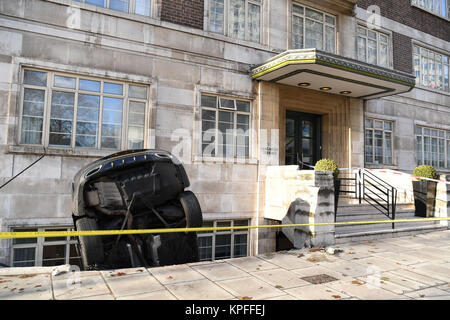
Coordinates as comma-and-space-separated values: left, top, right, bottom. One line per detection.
285, 111, 321, 168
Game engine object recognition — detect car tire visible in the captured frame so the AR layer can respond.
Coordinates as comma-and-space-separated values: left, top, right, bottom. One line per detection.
75, 217, 104, 269
178, 191, 203, 228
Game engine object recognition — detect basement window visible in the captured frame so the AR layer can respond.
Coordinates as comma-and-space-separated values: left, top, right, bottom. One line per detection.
10, 227, 82, 268
197, 220, 249, 261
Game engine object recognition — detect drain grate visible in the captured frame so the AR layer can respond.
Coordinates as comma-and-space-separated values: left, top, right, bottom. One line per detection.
301, 274, 338, 284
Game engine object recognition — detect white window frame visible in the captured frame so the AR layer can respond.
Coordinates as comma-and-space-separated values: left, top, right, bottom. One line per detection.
197, 220, 250, 261
356, 25, 391, 68
200, 93, 252, 159
19, 67, 149, 151
415, 125, 450, 169
290, 2, 337, 53
364, 118, 394, 165
73, 0, 155, 18
206, 0, 263, 43
411, 0, 450, 20
10, 226, 81, 268
413, 44, 450, 92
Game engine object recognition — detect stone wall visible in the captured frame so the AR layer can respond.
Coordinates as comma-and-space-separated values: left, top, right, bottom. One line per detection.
436, 175, 450, 229
264, 166, 335, 248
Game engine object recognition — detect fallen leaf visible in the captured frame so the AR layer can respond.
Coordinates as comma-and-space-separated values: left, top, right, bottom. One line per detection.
332, 295, 341, 299
18, 274, 36, 279
380, 277, 390, 281
111, 272, 126, 277
34, 285, 42, 288
368, 250, 376, 253
310, 247, 324, 252
307, 258, 317, 263
352, 280, 364, 286
138, 269, 144, 272
0, 280, 10, 284
297, 253, 304, 258
326, 290, 332, 292
167, 276, 173, 280
240, 296, 253, 300
347, 251, 355, 255
275, 285, 284, 289
256, 268, 260, 270
10, 288, 16, 291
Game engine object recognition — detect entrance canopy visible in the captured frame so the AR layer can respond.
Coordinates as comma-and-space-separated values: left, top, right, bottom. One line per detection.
251, 49, 416, 99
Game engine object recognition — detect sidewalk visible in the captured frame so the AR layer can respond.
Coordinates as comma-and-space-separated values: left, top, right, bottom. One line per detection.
1, 230, 450, 300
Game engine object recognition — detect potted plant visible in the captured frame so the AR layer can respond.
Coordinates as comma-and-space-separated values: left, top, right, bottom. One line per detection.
314, 159, 340, 216
412, 165, 438, 218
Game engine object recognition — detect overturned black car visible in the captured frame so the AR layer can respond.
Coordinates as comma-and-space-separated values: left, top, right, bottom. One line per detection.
72, 149, 203, 270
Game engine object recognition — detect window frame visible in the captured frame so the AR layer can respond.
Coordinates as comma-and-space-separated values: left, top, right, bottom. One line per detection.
415, 125, 450, 169
200, 93, 252, 159
207, 0, 263, 44
197, 219, 250, 261
356, 25, 391, 68
73, 0, 154, 18
290, 2, 337, 53
364, 118, 394, 165
412, 44, 450, 92
10, 226, 81, 268
411, 0, 450, 20
18, 67, 149, 151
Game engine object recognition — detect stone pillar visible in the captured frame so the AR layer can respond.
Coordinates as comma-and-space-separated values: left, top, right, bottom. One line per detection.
436, 174, 450, 229
264, 166, 335, 249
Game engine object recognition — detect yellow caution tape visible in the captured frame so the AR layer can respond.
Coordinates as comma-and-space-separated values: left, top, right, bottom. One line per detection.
1, 217, 449, 239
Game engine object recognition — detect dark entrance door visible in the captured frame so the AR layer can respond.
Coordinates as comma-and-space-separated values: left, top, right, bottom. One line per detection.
285, 111, 321, 168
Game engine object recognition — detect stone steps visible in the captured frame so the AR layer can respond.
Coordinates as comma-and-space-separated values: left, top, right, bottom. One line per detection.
334, 199, 444, 243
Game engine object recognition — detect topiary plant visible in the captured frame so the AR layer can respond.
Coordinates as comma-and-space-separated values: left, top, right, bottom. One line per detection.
314, 159, 339, 179
413, 165, 438, 180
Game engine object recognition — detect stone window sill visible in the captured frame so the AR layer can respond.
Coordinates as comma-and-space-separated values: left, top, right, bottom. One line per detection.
193, 156, 258, 165
7, 145, 113, 159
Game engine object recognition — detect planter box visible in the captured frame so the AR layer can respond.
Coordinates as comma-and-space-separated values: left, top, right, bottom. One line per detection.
412, 180, 437, 217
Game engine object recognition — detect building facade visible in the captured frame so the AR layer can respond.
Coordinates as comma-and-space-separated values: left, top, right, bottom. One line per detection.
0, 0, 448, 267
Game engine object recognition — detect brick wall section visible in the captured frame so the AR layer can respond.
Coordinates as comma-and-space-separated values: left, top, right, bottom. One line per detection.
161, 0, 204, 30
358, 0, 450, 42
392, 31, 413, 74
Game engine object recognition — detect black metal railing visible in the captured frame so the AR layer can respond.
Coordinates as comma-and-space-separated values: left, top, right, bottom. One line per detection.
338, 169, 398, 229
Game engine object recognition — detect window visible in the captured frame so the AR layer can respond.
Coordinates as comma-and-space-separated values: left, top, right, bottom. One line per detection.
197, 220, 249, 261
208, 0, 262, 43
73, 0, 152, 17
413, 45, 450, 92
11, 227, 82, 268
357, 26, 390, 68
201, 94, 251, 158
20, 69, 148, 150
415, 125, 450, 168
291, 3, 336, 53
365, 118, 393, 165
412, 0, 449, 19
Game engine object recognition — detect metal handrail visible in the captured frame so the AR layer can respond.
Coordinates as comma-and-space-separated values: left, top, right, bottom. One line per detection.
337, 168, 397, 229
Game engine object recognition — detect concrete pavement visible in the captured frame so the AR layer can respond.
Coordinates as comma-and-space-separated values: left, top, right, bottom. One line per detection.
1, 230, 449, 300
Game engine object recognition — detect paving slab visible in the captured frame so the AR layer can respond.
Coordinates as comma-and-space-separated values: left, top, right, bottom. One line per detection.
53, 273, 111, 300
389, 269, 446, 287
192, 262, 248, 281
370, 251, 425, 266
216, 276, 285, 300
353, 256, 403, 272
148, 264, 205, 285
0, 274, 52, 300
380, 271, 432, 291
166, 279, 235, 300
318, 260, 369, 278
226, 256, 279, 273
103, 271, 165, 298
324, 278, 405, 300
252, 268, 311, 289
284, 283, 351, 300
407, 263, 450, 282
403, 287, 450, 300
258, 252, 315, 270
73, 294, 115, 300
117, 290, 177, 300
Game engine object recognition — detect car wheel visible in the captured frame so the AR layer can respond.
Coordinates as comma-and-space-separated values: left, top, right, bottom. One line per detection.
75, 217, 104, 269
178, 191, 203, 228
